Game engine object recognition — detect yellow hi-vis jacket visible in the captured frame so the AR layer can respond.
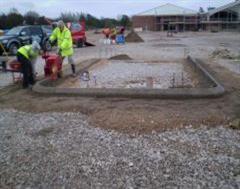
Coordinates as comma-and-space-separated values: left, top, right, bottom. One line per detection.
50, 26, 73, 57
17, 45, 38, 60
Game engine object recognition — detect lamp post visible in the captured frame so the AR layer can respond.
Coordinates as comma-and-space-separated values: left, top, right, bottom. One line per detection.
183, 11, 186, 32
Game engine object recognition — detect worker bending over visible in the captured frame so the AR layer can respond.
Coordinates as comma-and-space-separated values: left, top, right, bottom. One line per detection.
50, 20, 76, 76
17, 41, 41, 89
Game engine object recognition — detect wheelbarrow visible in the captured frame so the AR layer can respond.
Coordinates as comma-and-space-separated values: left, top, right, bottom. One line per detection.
0, 59, 23, 83
0, 52, 64, 84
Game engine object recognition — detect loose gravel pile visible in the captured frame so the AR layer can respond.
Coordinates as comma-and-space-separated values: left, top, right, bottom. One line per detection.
211, 48, 234, 59
0, 109, 239, 188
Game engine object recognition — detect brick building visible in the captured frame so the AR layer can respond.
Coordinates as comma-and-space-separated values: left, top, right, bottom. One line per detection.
132, 1, 240, 32
132, 4, 199, 32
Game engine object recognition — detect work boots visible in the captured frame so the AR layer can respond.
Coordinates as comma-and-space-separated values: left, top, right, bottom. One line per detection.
71, 64, 76, 77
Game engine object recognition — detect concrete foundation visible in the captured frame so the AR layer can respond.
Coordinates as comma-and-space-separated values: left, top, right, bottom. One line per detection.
33, 57, 225, 99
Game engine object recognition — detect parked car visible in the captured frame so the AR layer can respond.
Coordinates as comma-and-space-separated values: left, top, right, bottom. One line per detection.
42, 25, 53, 36
0, 25, 52, 55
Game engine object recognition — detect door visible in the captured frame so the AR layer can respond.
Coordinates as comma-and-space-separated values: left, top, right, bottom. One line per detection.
19, 27, 31, 45
29, 26, 43, 45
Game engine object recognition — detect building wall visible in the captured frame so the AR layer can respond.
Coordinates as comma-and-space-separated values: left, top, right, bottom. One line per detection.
133, 15, 199, 31
133, 2, 240, 32
133, 15, 240, 32
202, 3, 240, 32
203, 23, 240, 32
132, 16, 156, 31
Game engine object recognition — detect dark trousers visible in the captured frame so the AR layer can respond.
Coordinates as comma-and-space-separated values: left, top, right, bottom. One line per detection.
17, 52, 35, 88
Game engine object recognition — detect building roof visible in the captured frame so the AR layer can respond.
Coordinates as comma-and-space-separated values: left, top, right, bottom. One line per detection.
136, 3, 198, 16
207, 1, 240, 16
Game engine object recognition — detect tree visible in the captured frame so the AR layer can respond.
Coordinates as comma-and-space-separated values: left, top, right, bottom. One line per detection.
199, 7, 205, 14
119, 15, 132, 28
85, 14, 99, 29
0, 9, 125, 30
102, 18, 115, 28
79, 13, 85, 22
0, 8, 24, 29
0, 14, 7, 29
59, 12, 79, 22
37, 16, 49, 25
6, 11, 24, 29
24, 11, 39, 25
9, 8, 19, 14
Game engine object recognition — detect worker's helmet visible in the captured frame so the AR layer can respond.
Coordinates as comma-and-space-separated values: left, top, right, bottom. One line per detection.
57, 20, 65, 28
32, 41, 41, 52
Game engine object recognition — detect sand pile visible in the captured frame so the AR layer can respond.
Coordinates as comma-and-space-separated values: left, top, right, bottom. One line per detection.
109, 54, 132, 60
125, 31, 144, 43
211, 48, 234, 59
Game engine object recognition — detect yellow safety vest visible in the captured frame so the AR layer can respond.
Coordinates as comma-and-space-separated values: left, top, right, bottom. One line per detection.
111, 28, 117, 35
17, 45, 38, 60
50, 26, 73, 57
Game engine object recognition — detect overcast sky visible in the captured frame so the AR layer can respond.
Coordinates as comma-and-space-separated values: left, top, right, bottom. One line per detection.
0, 0, 234, 18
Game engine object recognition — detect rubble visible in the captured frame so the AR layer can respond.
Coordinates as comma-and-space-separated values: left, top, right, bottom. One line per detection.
211, 48, 234, 59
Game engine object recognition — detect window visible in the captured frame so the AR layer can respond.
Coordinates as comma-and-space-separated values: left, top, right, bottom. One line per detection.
21, 28, 31, 35
70, 23, 82, 32
6, 26, 24, 35
30, 27, 43, 36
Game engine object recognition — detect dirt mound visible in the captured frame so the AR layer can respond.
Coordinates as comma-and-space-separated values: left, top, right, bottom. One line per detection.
125, 31, 144, 43
109, 54, 132, 60
211, 48, 234, 59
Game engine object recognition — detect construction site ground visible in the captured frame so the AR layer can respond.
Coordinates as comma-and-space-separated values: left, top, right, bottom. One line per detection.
0, 31, 240, 188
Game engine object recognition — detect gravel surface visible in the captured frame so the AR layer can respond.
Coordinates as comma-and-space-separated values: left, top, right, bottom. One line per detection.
0, 72, 13, 89
0, 109, 240, 189
59, 61, 193, 89
218, 59, 240, 75
0, 32, 240, 188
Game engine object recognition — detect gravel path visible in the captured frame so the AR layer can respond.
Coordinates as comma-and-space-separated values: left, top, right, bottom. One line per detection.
0, 72, 13, 89
0, 109, 239, 189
